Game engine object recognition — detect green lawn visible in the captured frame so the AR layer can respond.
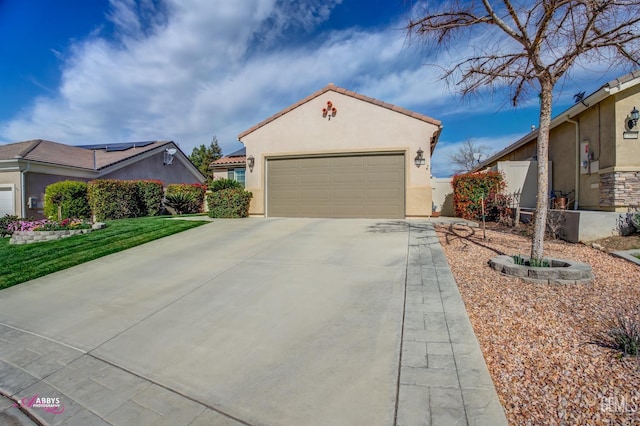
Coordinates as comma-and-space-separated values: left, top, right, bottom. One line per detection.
0, 217, 209, 289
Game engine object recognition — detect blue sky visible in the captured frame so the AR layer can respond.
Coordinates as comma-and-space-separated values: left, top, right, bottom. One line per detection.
0, 0, 631, 177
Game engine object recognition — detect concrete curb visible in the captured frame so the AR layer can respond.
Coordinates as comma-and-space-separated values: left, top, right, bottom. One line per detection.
0, 392, 39, 426
612, 249, 640, 266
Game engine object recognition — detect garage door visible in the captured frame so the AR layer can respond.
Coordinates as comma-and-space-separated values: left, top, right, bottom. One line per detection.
0, 187, 14, 217
267, 154, 405, 218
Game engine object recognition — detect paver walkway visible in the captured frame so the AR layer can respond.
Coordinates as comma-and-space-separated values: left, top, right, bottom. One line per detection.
0, 219, 506, 425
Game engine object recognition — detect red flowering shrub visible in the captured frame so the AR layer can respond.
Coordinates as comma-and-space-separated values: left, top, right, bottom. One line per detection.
452, 171, 506, 220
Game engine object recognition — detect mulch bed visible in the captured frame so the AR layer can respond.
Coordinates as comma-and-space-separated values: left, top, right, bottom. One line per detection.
435, 224, 640, 425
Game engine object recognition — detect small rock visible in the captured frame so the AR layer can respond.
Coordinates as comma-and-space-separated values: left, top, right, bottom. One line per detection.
591, 242, 604, 251
92, 222, 106, 230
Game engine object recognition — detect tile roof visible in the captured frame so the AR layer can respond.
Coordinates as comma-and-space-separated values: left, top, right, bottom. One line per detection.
210, 147, 247, 168
210, 156, 246, 166
0, 139, 173, 170
238, 83, 442, 140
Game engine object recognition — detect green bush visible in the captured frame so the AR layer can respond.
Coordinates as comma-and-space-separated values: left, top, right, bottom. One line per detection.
136, 180, 164, 216
165, 183, 206, 214
88, 180, 144, 221
452, 171, 506, 220
0, 214, 18, 237
207, 189, 252, 218
209, 178, 243, 192
44, 180, 91, 220
165, 192, 196, 215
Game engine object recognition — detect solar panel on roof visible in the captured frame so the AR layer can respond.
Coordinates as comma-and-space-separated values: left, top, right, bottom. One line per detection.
226, 147, 246, 157
106, 145, 133, 152
78, 141, 156, 151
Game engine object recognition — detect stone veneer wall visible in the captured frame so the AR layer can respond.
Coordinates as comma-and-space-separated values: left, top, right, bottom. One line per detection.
600, 171, 640, 208
10, 229, 92, 245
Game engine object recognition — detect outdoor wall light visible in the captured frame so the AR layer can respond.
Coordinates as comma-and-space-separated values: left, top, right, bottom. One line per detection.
628, 106, 639, 129
247, 155, 255, 172
414, 147, 426, 167
163, 148, 177, 165
322, 100, 337, 120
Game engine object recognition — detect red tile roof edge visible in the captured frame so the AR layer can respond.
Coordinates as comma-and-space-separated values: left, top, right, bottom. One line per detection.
238, 84, 441, 139
210, 156, 247, 166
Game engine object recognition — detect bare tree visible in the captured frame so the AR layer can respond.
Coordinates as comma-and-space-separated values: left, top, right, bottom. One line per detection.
449, 139, 492, 173
407, 0, 640, 260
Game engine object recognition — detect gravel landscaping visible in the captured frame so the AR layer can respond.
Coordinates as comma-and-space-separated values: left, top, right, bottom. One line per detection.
435, 223, 640, 425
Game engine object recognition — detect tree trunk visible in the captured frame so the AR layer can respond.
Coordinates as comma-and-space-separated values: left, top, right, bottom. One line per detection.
531, 79, 553, 260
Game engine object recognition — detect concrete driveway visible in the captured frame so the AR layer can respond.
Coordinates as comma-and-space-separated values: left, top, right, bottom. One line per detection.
0, 218, 506, 426
0, 219, 408, 425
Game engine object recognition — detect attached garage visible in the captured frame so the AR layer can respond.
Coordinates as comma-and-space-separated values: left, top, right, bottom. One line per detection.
239, 83, 442, 219
267, 153, 405, 218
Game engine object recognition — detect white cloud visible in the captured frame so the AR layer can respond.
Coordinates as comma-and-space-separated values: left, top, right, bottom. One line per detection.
0, 0, 633, 163
2, 0, 426, 152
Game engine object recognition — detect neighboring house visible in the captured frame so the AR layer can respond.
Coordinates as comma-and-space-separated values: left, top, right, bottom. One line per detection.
0, 139, 205, 219
237, 83, 442, 219
209, 147, 246, 187
474, 69, 640, 213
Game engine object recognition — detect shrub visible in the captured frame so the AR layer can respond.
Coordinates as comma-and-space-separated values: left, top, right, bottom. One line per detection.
452, 171, 506, 220
0, 214, 18, 237
618, 207, 640, 235
164, 192, 196, 215
593, 310, 640, 357
44, 181, 91, 220
165, 183, 206, 214
209, 178, 243, 192
88, 180, 144, 221
136, 180, 164, 216
207, 189, 252, 218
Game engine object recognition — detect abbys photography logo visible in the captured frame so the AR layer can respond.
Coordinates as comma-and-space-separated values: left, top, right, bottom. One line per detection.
14, 394, 65, 415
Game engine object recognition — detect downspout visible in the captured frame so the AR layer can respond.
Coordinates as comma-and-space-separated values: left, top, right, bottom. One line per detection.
20, 160, 31, 218
566, 116, 580, 210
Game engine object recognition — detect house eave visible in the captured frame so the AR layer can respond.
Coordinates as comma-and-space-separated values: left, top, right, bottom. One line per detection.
472, 84, 616, 172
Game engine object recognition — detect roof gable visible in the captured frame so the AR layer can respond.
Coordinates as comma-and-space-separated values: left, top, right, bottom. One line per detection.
238, 83, 442, 140
0, 139, 173, 170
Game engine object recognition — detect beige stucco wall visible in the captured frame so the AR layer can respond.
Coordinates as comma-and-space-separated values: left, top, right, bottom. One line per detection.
431, 178, 454, 216
240, 91, 439, 218
0, 170, 21, 217
212, 170, 228, 180
548, 122, 576, 197
613, 84, 640, 168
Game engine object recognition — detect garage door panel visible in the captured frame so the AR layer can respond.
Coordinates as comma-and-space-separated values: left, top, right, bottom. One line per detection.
298, 174, 331, 184
332, 173, 365, 185
366, 155, 403, 166
332, 156, 365, 168
333, 190, 366, 200
267, 154, 404, 219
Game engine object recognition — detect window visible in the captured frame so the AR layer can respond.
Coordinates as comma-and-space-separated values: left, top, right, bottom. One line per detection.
227, 168, 246, 187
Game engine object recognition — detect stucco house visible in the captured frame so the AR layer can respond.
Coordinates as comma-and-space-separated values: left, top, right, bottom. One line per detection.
236, 83, 442, 219
210, 147, 247, 186
475, 70, 640, 212
468, 70, 640, 242
0, 139, 205, 219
